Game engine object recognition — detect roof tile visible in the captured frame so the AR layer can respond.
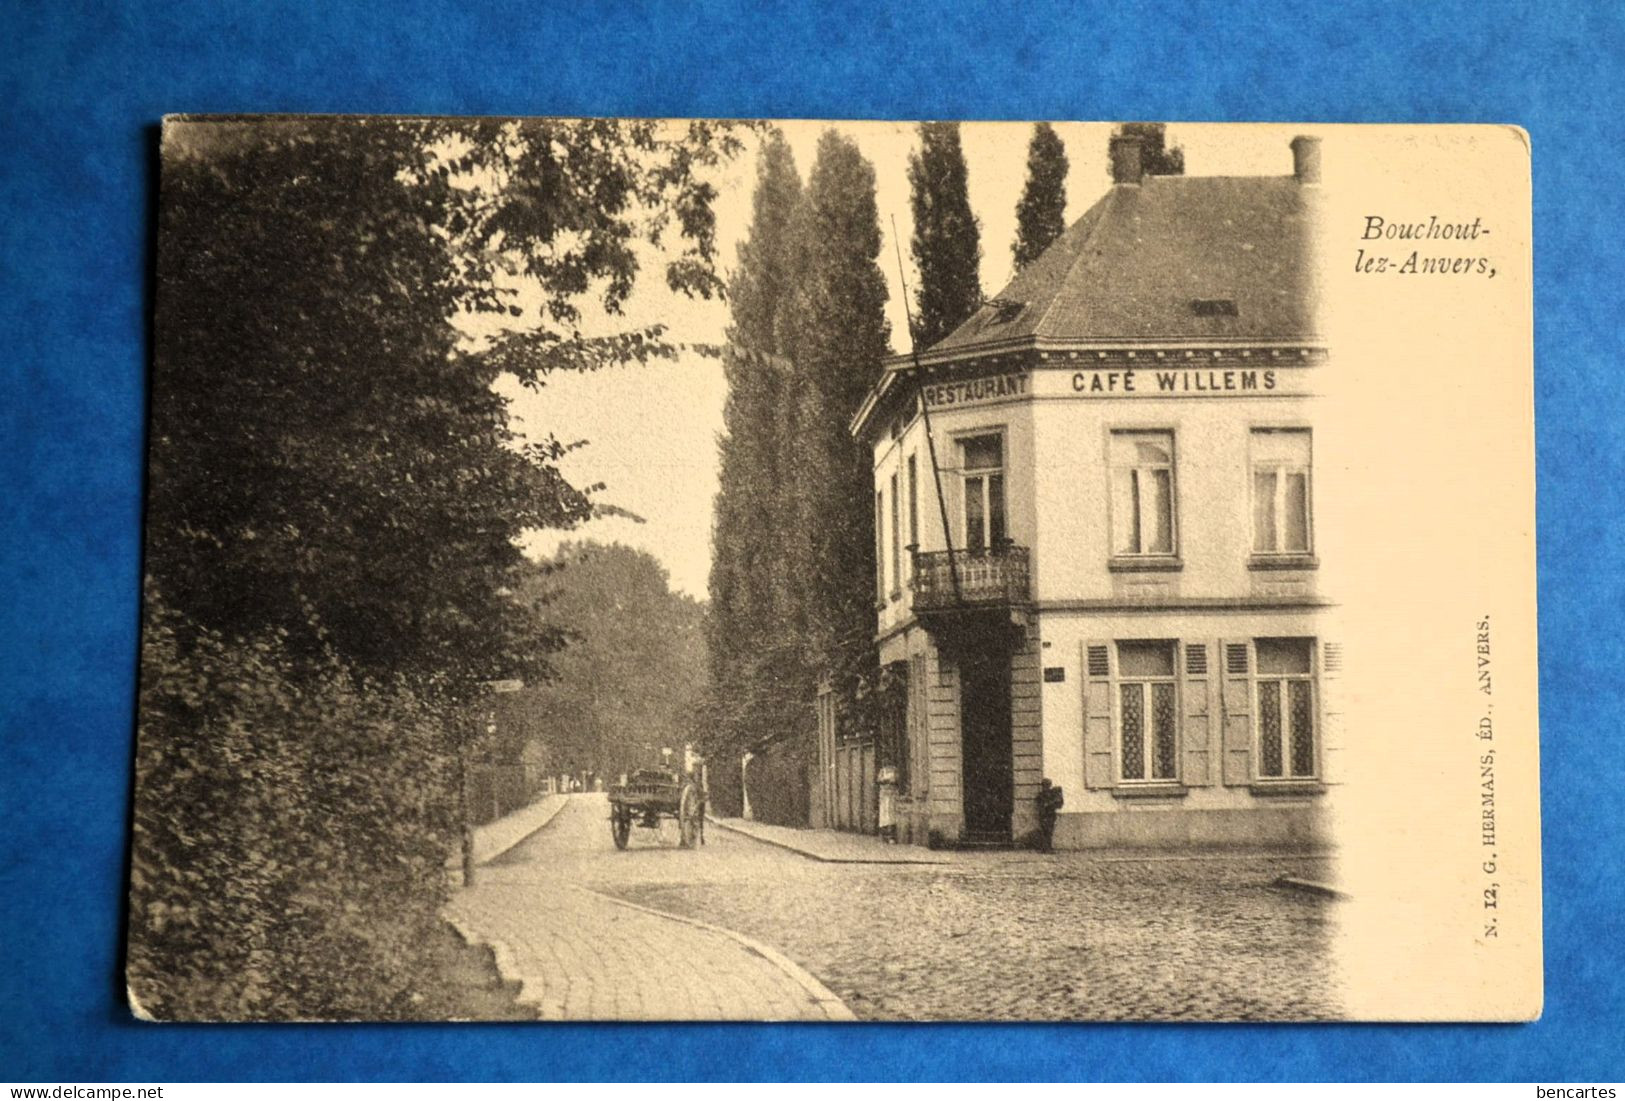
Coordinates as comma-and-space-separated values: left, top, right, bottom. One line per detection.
929, 173, 1319, 354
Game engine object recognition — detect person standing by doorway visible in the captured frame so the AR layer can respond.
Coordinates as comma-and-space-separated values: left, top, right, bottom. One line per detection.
1035, 778, 1064, 852
877, 765, 898, 843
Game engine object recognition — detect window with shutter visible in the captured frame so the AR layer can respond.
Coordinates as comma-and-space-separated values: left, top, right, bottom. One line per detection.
1181, 642, 1214, 785
1185, 643, 1207, 676
1117, 641, 1177, 782
1220, 639, 1254, 786
1255, 638, 1317, 780
1082, 640, 1115, 789
1226, 643, 1250, 675
1323, 641, 1343, 673
1087, 644, 1110, 678
1319, 640, 1342, 783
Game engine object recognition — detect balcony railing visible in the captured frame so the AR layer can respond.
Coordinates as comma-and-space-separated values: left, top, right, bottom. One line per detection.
911, 544, 1030, 612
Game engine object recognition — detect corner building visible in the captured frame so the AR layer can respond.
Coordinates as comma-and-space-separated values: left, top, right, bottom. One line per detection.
841, 134, 1340, 850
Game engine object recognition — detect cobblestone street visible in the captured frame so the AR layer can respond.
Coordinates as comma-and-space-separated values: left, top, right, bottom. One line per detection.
450, 793, 1341, 1022
446, 794, 852, 1020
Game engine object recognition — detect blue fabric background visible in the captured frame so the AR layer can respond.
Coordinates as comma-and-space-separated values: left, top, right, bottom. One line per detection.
3, 0, 1621, 1082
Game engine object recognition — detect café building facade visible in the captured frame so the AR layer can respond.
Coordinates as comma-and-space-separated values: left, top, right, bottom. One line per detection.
837, 133, 1340, 849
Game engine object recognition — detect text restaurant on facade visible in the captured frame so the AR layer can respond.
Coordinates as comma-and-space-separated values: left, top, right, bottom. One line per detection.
828, 132, 1342, 850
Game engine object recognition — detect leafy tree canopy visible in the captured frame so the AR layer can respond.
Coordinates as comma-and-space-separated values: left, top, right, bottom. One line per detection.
503, 542, 708, 777
149, 117, 742, 692
133, 117, 744, 1018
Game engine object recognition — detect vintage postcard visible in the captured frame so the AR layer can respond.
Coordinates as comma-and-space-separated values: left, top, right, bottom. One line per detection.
129, 118, 1538, 1022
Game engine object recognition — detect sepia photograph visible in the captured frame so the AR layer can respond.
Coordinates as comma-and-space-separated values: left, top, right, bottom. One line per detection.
128, 117, 1538, 1024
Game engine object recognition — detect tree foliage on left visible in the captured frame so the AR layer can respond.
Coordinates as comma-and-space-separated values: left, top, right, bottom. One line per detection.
132, 117, 739, 1020
501, 542, 708, 783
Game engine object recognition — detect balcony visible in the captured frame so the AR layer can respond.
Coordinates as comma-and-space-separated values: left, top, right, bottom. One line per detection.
911, 544, 1031, 614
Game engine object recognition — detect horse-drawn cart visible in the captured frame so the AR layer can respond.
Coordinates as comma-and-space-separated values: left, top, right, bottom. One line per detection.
607, 767, 705, 850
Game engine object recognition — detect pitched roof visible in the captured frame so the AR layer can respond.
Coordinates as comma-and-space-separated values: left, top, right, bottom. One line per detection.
926, 173, 1320, 356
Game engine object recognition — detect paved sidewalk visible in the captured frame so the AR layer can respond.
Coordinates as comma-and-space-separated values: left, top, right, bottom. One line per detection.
471, 793, 570, 864
708, 816, 953, 864
445, 795, 855, 1021
444, 793, 570, 872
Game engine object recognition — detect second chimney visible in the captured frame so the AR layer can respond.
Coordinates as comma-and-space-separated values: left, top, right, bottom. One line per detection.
1291, 135, 1321, 184
1109, 133, 1145, 185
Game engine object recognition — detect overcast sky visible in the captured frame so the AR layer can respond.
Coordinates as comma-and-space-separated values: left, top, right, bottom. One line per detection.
496, 122, 1307, 597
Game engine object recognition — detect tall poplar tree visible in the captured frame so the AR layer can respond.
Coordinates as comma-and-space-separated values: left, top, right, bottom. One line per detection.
782, 130, 891, 738
705, 130, 805, 808
907, 122, 982, 348
1012, 123, 1069, 271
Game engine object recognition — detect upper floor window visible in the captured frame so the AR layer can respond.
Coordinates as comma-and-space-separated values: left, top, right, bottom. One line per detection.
959, 434, 1006, 551
1252, 429, 1312, 555
874, 489, 885, 604
1110, 430, 1176, 556
889, 471, 901, 597
907, 454, 919, 561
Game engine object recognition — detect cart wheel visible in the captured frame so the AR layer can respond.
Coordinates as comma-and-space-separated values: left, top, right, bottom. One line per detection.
610, 807, 631, 850
678, 784, 701, 849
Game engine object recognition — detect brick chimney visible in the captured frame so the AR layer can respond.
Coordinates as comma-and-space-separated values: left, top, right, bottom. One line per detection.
1291, 135, 1321, 184
1109, 133, 1145, 185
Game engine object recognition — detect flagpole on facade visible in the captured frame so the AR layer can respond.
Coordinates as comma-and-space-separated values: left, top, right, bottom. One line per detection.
891, 217, 962, 606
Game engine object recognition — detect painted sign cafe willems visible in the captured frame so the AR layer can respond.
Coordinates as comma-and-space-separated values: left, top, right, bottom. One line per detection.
814, 132, 1341, 851
927, 362, 1305, 407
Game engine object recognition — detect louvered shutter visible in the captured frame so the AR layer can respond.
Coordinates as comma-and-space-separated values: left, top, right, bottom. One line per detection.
1181, 641, 1215, 785
1083, 640, 1116, 788
1319, 640, 1343, 784
1221, 639, 1254, 786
